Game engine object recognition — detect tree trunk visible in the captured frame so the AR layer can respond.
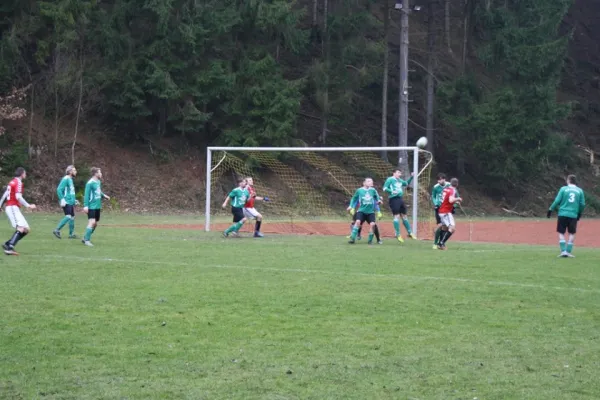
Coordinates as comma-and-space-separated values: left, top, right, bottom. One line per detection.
381, 0, 390, 159
28, 84, 34, 159
425, 0, 436, 154
72, 51, 84, 165
461, 0, 469, 73
312, 0, 318, 27
320, 0, 329, 144
398, 0, 409, 174
445, 0, 452, 54
54, 51, 59, 159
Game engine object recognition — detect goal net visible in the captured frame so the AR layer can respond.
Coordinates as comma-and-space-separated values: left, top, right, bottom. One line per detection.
205, 147, 434, 238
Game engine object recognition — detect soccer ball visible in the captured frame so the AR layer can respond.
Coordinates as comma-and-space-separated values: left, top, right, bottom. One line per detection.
416, 136, 428, 149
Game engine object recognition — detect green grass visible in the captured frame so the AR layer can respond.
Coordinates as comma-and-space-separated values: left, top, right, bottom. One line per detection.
1, 214, 600, 399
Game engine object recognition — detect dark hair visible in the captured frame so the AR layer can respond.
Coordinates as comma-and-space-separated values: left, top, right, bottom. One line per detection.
238, 178, 246, 184
364, 177, 373, 182
437, 173, 446, 180
393, 169, 402, 174
14, 167, 26, 177
450, 178, 459, 187
567, 174, 577, 185
91, 167, 100, 176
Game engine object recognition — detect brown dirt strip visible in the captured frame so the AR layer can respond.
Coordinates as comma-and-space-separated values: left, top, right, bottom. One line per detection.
111, 220, 600, 247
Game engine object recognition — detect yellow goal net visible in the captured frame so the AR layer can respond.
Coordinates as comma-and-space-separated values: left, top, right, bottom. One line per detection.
206, 147, 435, 239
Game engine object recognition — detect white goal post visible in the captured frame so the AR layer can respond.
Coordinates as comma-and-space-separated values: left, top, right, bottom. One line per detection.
205, 146, 426, 235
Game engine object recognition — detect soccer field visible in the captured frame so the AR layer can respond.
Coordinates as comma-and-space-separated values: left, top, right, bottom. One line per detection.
1, 214, 599, 399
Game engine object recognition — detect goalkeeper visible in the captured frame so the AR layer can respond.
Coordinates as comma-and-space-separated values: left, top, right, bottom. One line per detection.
347, 196, 382, 243
53, 165, 79, 239
346, 178, 382, 245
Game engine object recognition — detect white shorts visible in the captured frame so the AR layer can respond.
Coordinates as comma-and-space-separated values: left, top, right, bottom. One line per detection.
243, 207, 261, 219
439, 213, 455, 228
5, 205, 29, 229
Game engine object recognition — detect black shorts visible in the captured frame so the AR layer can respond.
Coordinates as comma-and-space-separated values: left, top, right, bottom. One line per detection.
389, 197, 407, 215
557, 216, 577, 234
434, 207, 441, 224
63, 204, 75, 217
231, 207, 245, 223
87, 209, 101, 221
356, 212, 376, 224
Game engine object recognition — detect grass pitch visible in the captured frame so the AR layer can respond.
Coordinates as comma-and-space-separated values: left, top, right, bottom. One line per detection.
1, 214, 599, 399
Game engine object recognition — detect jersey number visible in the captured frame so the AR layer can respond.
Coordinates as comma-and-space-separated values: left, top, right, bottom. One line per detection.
568, 193, 575, 203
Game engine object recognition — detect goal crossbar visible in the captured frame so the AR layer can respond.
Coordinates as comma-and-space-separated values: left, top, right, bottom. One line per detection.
205, 146, 422, 234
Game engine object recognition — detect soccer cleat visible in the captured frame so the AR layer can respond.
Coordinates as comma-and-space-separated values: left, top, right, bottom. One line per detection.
53, 230, 62, 239
68, 234, 78, 239
253, 232, 264, 238
397, 235, 404, 243
432, 244, 438, 250
4, 248, 19, 256
82, 239, 94, 247
377, 240, 383, 245
346, 235, 351, 239
222, 231, 229, 238
368, 240, 373, 245
558, 251, 568, 258
437, 244, 447, 251
408, 233, 417, 240
348, 239, 355, 244
566, 253, 575, 258
357, 235, 362, 241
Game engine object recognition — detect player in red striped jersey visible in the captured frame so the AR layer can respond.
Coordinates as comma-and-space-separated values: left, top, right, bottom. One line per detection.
436, 178, 462, 250
0, 167, 37, 255
243, 177, 269, 238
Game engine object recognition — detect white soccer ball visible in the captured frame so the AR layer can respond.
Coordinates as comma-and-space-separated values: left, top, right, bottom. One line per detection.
416, 136, 428, 149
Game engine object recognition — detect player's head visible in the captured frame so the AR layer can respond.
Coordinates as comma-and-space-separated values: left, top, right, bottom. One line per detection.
393, 169, 402, 178
450, 178, 459, 187
245, 177, 254, 186
15, 167, 26, 179
66, 165, 77, 177
567, 174, 577, 185
437, 173, 446, 184
91, 167, 102, 180
364, 177, 373, 188
238, 178, 247, 188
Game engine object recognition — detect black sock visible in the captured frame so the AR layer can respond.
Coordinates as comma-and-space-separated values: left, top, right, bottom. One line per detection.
358, 226, 362, 236
255, 220, 262, 232
374, 225, 380, 241
440, 231, 453, 245
7, 231, 23, 247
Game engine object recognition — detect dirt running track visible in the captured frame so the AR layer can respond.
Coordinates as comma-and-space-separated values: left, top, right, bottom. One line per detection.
121, 220, 600, 248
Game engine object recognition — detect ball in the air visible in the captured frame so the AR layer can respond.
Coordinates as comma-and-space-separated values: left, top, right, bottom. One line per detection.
416, 137, 428, 148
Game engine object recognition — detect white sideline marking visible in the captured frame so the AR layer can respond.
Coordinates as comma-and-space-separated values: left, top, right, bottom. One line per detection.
30, 254, 600, 294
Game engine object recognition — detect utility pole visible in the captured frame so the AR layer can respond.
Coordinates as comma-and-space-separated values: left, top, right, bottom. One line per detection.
397, 0, 410, 174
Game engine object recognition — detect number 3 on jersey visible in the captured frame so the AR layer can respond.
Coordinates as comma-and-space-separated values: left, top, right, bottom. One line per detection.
568, 193, 575, 203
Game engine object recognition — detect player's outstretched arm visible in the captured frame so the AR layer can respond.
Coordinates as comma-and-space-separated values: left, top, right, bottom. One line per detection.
404, 173, 415, 186
548, 188, 564, 212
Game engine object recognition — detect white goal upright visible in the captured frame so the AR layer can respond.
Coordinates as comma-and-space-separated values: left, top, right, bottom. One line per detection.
205, 146, 434, 238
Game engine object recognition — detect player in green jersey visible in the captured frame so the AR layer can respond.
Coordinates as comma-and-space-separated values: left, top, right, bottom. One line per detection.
431, 173, 451, 249
347, 178, 381, 244
547, 175, 585, 258
82, 167, 111, 247
53, 165, 79, 239
222, 178, 250, 237
382, 169, 415, 243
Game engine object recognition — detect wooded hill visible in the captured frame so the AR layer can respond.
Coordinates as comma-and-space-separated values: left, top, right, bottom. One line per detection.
1, 0, 599, 213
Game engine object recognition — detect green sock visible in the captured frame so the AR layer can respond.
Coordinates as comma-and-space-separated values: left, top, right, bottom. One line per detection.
224, 223, 237, 234
92, 226, 97, 233
232, 221, 244, 232
368, 233, 374, 243
84, 227, 93, 241
68, 219, 75, 236
434, 228, 441, 245
559, 240, 566, 252
566, 242, 573, 253
393, 219, 400, 236
56, 216, 70, 230
402, 219, 412, 234
350, 226, 359, 240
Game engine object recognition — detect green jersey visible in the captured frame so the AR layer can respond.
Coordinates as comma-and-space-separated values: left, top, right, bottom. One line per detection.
549, 185, 585, 219
350, 187, 380, 214
383, 176, 413, 199
431, 182, 451, 207
57, 175, 76, 205
84, 179, 105, 210
229, 187, 249, 208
